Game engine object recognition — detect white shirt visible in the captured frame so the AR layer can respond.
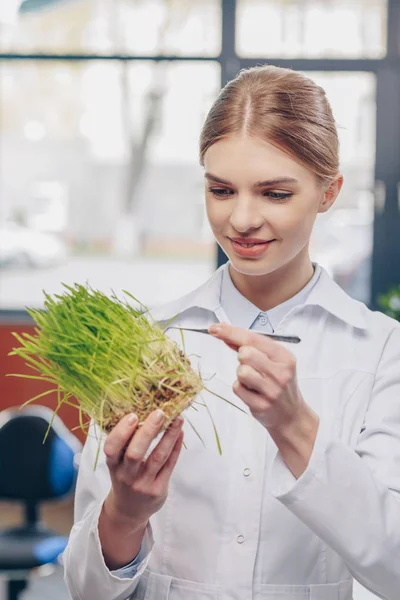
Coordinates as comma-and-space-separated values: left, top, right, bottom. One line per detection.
220, 261, 321, 333
63, 263, 400, 600
113, 262, 322, 578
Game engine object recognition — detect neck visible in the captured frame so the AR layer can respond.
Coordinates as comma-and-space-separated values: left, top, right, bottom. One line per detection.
228, 249, 314, 312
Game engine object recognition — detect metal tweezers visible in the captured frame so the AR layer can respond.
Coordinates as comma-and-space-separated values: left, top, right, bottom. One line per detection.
166, 326, 301, 344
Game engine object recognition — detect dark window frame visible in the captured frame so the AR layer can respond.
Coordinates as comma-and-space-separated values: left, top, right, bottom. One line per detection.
1, 0, 399, 320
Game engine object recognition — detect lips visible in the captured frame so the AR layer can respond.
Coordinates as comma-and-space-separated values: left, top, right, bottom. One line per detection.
229, 238, 275, 258
234, 242, 265, 247
229, 238, 274, 246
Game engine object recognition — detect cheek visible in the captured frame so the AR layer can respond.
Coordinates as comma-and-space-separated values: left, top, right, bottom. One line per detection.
274, 203, 317, 240
205, 197, 227, 231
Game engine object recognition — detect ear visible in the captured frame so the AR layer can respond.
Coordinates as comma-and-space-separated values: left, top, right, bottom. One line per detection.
318, 174, 344, 214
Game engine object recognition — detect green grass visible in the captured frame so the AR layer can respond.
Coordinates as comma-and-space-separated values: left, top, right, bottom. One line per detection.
7, 283, 247, 467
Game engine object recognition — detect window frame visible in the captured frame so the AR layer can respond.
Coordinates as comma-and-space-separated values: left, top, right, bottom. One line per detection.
0, 0, 399, 320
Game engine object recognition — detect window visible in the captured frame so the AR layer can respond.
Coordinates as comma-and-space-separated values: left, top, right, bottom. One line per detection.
0, 60, 220, 309
1, 0, 399, 313
307, 72, 376, 305
236, 0, 387, 59
0, 0, 222, 56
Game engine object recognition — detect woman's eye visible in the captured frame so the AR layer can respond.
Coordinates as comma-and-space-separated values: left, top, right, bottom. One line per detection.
264, 191, 293, 201
208, 188, 292, 200
209, 187, 233, 197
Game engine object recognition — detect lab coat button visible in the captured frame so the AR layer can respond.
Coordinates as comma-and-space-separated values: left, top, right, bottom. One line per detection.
236, 535, 245, 544
258, 314, 268, 326
243, 468, 251, 477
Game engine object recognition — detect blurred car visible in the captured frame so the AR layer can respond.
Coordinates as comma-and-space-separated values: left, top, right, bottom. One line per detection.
0, 221, 68, 268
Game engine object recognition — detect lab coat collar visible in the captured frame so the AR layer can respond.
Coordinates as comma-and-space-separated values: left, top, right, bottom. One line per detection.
221, 262, 322, 332
149, 264, 224, 324
305, 267, 367, 330
149, 262, 367, 330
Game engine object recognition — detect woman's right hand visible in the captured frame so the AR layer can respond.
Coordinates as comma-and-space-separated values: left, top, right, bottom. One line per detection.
103, 409, 184, 529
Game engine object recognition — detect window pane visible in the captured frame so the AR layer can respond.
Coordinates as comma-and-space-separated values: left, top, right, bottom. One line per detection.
237, 0, 387, 59
307, 72, 376, 305
0, 60, 220, 309
0, 0, 221, 57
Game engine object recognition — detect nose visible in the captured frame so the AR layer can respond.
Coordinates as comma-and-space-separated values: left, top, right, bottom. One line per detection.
229, 195, 264, 233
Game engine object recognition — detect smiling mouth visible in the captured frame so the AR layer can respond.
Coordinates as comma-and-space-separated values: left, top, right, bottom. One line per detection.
229, 239, 275, 247
235, 242, 265, 247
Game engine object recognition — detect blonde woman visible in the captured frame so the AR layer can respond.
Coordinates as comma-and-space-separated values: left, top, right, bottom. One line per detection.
64, 65, 400, 600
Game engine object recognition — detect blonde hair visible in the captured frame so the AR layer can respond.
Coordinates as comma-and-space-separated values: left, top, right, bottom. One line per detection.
200, 65, 339, 186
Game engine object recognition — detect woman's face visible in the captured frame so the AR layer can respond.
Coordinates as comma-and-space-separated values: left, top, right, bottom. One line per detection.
204, 134, 341, 278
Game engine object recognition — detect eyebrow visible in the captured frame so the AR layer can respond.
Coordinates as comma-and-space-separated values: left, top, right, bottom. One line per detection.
204, 173, 299, 187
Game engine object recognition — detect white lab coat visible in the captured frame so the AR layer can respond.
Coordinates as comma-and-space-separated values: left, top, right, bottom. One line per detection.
63, 264, 400, 600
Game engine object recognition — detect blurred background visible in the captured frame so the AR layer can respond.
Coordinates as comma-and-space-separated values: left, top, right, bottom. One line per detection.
0, 1, 399, 598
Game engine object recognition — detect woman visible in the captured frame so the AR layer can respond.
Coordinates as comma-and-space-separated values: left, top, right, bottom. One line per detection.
63, 65, 400, 600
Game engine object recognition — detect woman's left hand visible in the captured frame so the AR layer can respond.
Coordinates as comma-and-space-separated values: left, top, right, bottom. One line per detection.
209, 322, 309, 433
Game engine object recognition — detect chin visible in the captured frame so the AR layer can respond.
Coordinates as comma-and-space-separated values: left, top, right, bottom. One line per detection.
218, 238, 304, 278
229, 258, 278, 277
219, 246, 279, 277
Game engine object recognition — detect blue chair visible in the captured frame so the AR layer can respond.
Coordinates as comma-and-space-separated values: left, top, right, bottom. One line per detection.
0, 405, 82, 600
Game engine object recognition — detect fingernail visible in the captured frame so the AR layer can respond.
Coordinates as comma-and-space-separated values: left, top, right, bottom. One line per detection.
171, 416, 184, 429
128, 413, 137, 426
209, 324, 223, 335
151, 409, 165, 425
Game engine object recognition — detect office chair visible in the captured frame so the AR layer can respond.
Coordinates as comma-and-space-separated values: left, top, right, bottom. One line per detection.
0, 405, 82, 600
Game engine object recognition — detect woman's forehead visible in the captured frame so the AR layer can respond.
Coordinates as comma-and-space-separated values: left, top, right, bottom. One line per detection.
203, 135, 315, 185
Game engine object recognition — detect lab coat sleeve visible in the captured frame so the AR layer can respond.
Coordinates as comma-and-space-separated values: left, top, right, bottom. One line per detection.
266, 325, 400, 600
63, 421, 155, 600
110, 541, 149, 579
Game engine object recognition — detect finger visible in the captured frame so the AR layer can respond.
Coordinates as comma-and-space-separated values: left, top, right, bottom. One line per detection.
226, 342, 240, 351
232, 380, 267, 414
209, 323, 291, 362
238, 345, 297, 392
122, 409, 166, 474
104, 413, 139, 468
236, 364, 282, 400
144, 417, 184, 479
155, 429, 185, 487
238, 345, 272, 374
